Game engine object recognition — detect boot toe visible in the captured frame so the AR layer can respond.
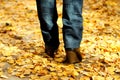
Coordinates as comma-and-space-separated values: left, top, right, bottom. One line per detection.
45, 45, 58, 58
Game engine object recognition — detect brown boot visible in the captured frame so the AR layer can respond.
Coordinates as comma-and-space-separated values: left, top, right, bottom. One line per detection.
45, 45, 58, 58
74, 48, 82, 61
64, 48, 82, 64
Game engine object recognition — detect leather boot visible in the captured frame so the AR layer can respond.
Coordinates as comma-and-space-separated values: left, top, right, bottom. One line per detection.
64, 48, 82, 64
74, 48, 82, 61
45, 45, 58, 58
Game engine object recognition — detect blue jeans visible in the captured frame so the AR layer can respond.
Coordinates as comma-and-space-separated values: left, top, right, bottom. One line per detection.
36, 0, 83, 48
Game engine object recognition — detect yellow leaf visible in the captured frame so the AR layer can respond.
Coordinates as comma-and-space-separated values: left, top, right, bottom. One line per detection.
106, 67, 115, 74
105, 76, 113, 80
80, 76, 90, 80
92, 76, 105, 80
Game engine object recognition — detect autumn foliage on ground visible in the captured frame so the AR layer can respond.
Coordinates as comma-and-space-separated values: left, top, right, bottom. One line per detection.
0, 0, 120, 80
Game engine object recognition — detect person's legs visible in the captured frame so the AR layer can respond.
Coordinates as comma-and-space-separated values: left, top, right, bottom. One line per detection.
63, 0, 83, 63
36, 0, 59, 57
63, 0, 83, 48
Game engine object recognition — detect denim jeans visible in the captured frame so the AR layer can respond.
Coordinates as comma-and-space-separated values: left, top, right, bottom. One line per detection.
36, 0, 83, 48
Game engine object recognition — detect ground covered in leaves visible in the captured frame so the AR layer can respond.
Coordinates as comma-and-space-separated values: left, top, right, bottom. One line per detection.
0, 0, 120, 80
